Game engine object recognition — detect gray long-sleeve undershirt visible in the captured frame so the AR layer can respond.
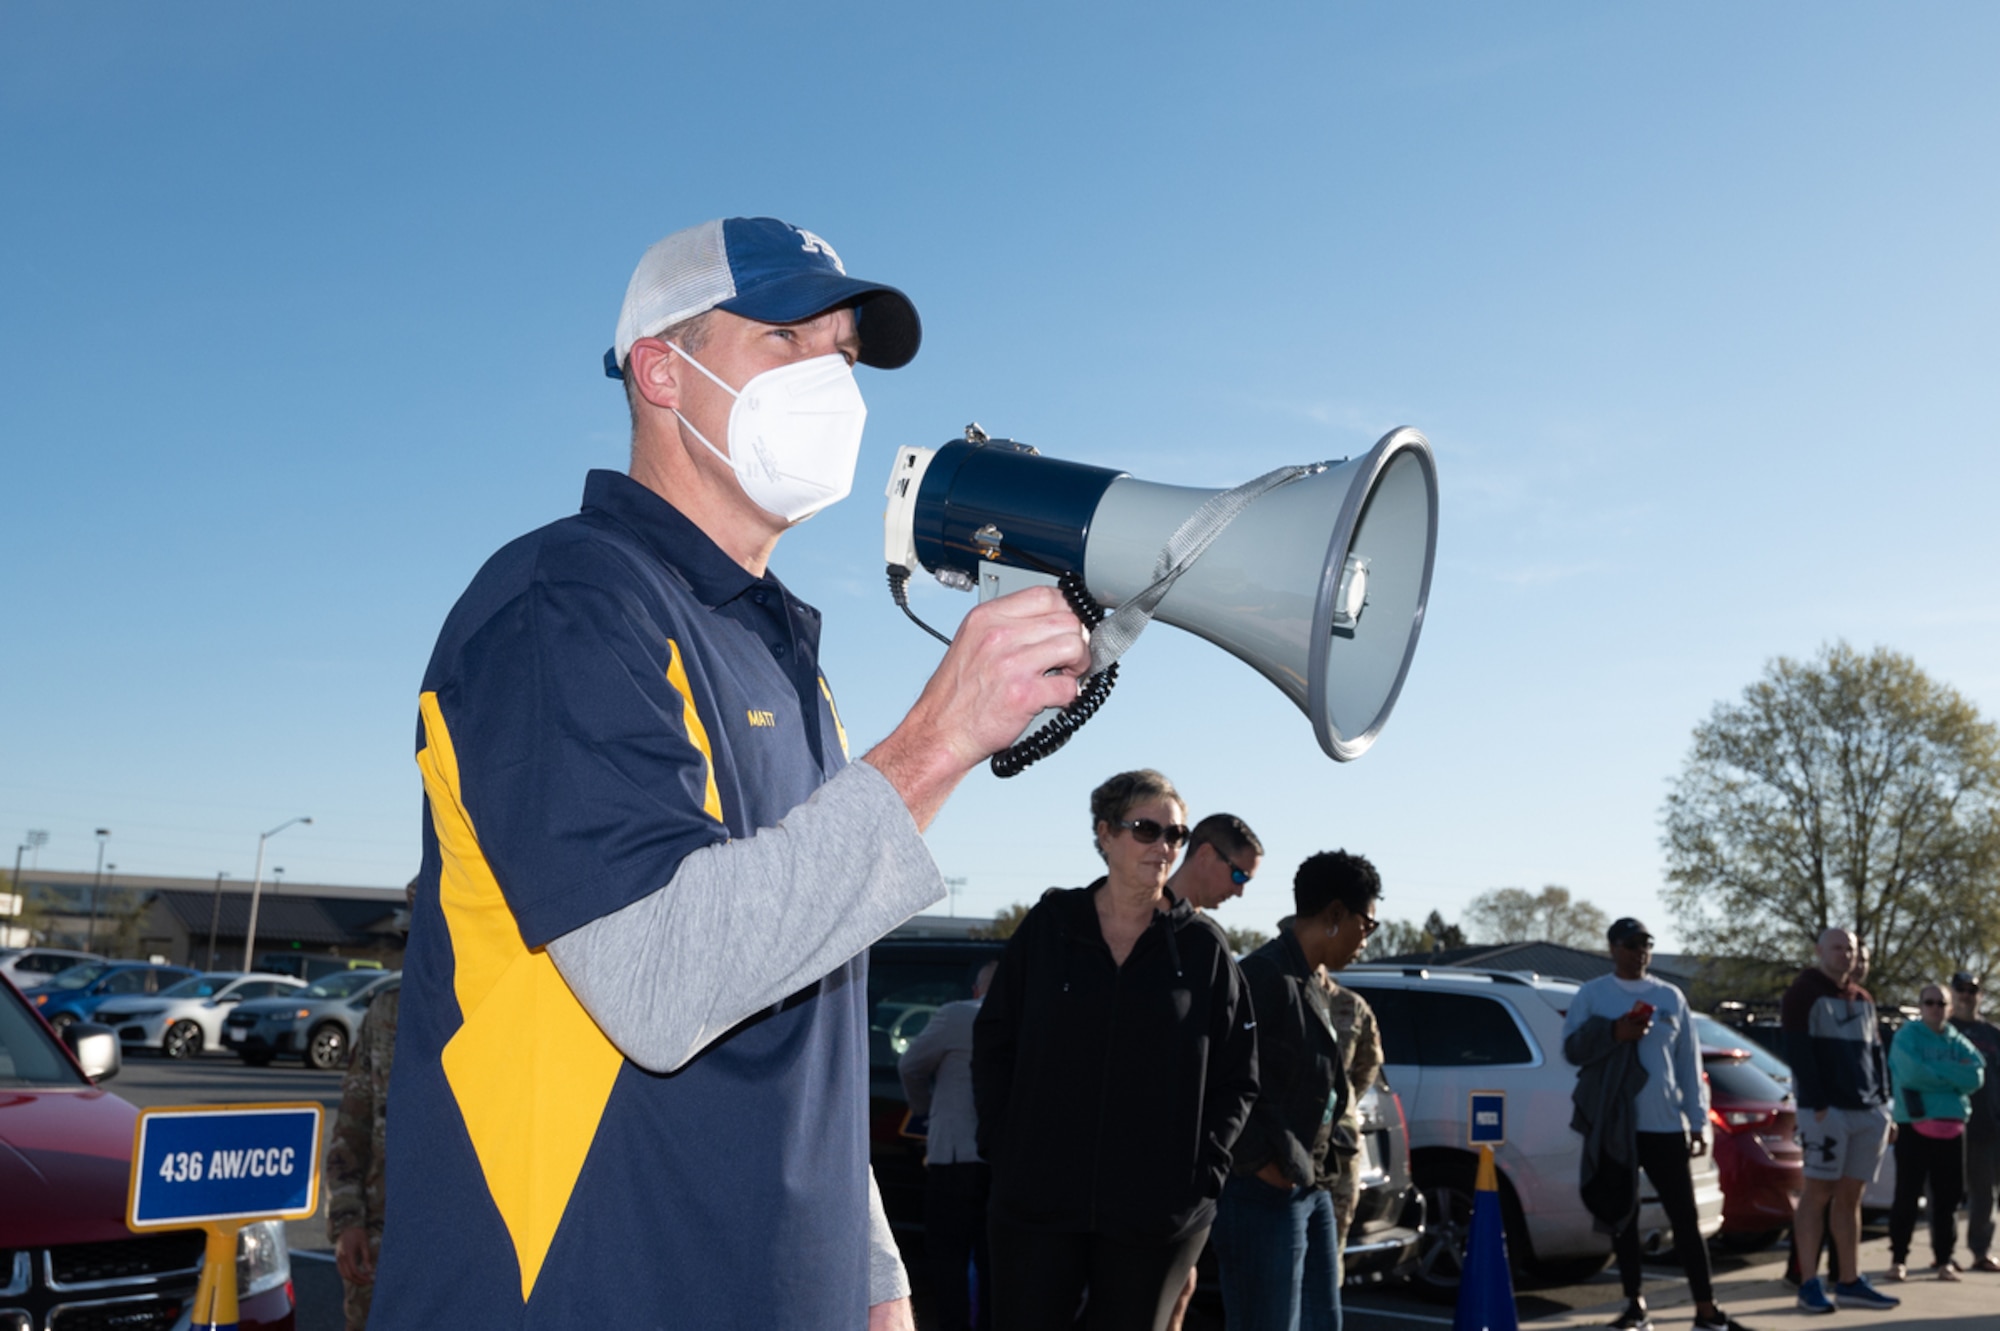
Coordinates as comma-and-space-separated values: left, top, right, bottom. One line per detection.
545, 759, 942, 1305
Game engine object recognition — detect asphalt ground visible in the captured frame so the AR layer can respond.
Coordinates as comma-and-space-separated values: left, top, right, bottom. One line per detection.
113, 1053, 1990, 1331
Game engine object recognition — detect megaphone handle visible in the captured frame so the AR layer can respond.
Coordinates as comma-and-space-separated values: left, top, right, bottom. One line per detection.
989, 571, 1119, 778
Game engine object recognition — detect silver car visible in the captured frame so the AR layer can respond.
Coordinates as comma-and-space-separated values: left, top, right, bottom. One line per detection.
96, 972, 305, 1059
222, 969, 397, 1069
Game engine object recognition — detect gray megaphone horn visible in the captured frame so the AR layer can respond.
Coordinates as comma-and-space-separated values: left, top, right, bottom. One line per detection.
883, 424, 1439, 772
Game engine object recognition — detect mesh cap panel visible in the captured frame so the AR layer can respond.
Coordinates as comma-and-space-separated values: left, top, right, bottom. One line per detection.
613, 220, 736, 366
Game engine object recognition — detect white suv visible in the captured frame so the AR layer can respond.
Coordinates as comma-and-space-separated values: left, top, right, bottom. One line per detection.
1338, 964, 1724, 1297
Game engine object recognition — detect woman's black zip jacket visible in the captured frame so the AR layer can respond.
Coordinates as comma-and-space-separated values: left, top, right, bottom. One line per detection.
972, 880, 1260, 1242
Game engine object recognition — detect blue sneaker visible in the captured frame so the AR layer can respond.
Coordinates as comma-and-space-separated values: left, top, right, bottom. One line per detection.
1796, 1276, 1834, 1315
1833, 1275, 1902, 1310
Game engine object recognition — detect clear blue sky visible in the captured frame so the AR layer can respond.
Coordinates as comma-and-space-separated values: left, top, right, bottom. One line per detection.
6, 4, 1997, 950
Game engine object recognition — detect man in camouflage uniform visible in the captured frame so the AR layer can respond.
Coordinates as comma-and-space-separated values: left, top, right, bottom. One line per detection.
326, 977, 400, 1331
1317, 967, 1382, 1247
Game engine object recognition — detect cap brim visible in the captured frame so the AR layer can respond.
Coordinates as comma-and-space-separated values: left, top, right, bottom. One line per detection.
717, 273, 920, 370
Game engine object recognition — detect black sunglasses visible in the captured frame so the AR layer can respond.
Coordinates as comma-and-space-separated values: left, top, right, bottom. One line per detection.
1116, 818, 1190, 847
1922, 998, 1948, 1008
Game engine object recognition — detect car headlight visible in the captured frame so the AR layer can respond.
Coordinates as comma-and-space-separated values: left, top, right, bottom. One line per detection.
236, 1218, 291, 1298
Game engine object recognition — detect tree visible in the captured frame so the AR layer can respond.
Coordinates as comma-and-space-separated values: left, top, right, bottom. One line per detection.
1372, 918, 1429, 957
1464, 885, 1610, 950
1422, 910, 1466, 951
1220, 925, 1271, 956
972, 903, 1031, 940
1661, 642, 2000, 998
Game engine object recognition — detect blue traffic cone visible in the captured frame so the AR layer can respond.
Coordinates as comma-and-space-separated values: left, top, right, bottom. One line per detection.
1453, 1145, 1519, 1331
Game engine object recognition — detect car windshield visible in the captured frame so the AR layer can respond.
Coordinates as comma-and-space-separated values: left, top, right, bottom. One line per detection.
0, 987, 89, 1088
43, 961, 112, 991
302, 971, 381, 1000
1693, 1013, 1791, 1083
159, 973, 236, 999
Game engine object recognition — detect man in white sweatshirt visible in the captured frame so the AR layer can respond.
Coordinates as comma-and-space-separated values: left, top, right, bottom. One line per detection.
1562, 918, 1749, 1331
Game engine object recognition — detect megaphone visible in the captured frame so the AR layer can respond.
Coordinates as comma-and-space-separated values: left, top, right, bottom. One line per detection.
883, 425, 1439, 767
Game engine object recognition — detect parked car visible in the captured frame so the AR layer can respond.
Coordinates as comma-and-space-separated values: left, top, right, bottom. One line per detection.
1693, 1012, 1793, 1091
0, 974, 295, 1329
1703, 1045, 1803, 1247
865, 937, 1423, 1310
21, 960, 198, 1031
224, 969, 399, 1069
1338, 964, 1726, 1299
0, 946, 102, 989
95, 970, 306, 1059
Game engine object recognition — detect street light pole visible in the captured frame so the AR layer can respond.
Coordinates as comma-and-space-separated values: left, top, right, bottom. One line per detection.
7, 831, 47, 944
87, 829, 110, 952
207, 872, 229, 969
242, 817, 311, 970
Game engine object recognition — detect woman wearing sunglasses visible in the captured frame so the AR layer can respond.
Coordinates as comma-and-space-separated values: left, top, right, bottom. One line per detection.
1886, 981, 1986, 1281
973, 769, 1259, 1331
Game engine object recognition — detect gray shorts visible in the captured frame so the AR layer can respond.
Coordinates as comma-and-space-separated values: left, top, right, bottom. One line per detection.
1798, 1105, 1892, 1183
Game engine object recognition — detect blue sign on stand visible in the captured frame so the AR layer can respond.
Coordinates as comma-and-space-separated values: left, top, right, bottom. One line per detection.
1468, 1090, 1505, 1147
128, 1102, 323, 1229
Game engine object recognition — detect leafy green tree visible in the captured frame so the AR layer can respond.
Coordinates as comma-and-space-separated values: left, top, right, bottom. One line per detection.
1661, 642, 2000, 997
1465, 885, 1610, 950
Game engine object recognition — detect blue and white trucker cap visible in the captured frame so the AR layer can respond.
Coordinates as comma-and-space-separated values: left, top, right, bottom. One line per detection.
606, 217, 920, 378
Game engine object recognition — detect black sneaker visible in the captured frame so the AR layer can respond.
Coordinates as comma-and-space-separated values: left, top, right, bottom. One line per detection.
1693, 1312, 1757, 1331
1609, 1298, 1652, 1331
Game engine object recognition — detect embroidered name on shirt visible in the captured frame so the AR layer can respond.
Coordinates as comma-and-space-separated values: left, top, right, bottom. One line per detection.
746, 710, 777, 728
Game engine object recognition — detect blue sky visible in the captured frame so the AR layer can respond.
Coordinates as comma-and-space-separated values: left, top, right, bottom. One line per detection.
5, 4, 1997, 950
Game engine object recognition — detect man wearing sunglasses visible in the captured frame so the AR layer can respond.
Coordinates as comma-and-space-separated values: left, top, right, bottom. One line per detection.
1948, 973, 2000, 1272
1168, 815, 1265, 911
1563, 919, 1750, 1331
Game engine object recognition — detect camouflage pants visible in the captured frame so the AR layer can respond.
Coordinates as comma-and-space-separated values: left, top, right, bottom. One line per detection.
1328, 1173, 1360, 1279
343, 1276, 373, 1331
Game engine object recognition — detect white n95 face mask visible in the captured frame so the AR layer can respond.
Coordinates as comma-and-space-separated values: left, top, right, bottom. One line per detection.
669, 343, 868, 523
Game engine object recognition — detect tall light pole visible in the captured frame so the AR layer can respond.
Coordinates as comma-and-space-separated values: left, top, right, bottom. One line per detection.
86, 829, 110, 952
7, 831, 48, 943
242, 817, 311, 970
207, 872, 229, 969
271, 866, 284, 897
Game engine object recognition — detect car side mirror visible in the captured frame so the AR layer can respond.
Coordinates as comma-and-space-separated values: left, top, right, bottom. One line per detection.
64, 1022, 122, 1083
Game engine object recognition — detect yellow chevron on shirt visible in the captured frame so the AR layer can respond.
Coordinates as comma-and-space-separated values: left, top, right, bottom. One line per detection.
416, 690, 624, 1303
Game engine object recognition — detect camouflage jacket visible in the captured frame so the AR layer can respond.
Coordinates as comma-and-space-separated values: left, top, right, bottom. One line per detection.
1316, 970, 1382, 1134
326, 987, 397, 1241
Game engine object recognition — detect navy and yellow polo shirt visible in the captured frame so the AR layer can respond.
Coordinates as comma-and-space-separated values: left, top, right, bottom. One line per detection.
373, 470, 869, 1328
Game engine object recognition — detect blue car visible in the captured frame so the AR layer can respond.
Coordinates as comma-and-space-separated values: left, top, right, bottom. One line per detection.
23, 960, 197, 1031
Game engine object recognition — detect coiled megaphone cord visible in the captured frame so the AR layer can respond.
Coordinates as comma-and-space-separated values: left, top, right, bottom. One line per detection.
989, 568, 1118, 779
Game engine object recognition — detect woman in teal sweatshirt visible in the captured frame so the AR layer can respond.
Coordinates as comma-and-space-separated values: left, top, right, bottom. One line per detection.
1887, 982, 1986, 1280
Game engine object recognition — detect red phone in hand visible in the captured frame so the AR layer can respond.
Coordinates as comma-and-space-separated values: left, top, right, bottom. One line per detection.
1630, 1000, 1655, 1021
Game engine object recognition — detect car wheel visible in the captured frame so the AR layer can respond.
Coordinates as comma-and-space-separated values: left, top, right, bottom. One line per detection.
163, 1020, 204, 1059
48, 1012, 77, 1032
306, 1023, 348, 1070
239, 1048, 275, 1067
1410, 1157, 1537, 1302
1527, 1251, 1613, 1285
1411, 1161, 1477, 1302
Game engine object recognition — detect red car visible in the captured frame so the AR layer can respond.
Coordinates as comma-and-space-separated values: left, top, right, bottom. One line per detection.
0, 976, 296, 1330
1704, 1044, 1803, 1247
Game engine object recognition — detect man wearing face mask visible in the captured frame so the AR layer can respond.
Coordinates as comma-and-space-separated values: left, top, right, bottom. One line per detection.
373, 218, 1093, 1331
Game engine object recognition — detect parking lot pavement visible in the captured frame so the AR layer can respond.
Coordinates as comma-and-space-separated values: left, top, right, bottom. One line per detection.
1335, 1235, 1998, 1331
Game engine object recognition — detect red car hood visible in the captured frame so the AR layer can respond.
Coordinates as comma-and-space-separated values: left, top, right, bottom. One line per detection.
0, 1086, 142, 1247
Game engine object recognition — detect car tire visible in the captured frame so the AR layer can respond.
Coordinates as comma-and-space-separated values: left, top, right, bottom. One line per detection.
48, 1012, 77, 1033
1526, 1251, 1614, 1285
306, 1022, 348, 1070
163, 1020, 204, 1060
239, 1048, 275, 1067
1717, 1227, 1785, 1252
1409, 1156, 1535, 1303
